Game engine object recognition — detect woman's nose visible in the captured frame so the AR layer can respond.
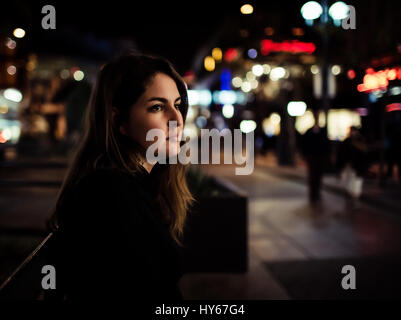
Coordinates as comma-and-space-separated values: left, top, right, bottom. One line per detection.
167, 104, 183, 127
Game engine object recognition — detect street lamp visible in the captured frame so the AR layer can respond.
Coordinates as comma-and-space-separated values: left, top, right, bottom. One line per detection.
328, 1, 350, 20
301, 1, 350, 24
301, 1, 323, 22
240, 4, 253, 15
300, 1, 349, 128
13, 28, 26, 38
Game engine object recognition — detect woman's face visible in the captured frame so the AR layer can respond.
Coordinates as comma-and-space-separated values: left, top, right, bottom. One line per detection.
120, 72, 184, 160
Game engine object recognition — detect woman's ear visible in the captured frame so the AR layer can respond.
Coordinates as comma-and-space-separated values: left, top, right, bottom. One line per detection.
112, 107, 128, 136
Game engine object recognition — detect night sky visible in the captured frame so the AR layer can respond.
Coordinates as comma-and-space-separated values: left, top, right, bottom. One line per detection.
3, 0, 401, 75
4, 0, 246, 73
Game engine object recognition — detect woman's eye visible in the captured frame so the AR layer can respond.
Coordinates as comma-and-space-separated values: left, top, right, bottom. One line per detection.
175, 104, 181, 110
149, 104, 162, 112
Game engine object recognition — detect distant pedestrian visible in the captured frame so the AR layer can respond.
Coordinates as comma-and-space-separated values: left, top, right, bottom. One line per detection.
301, 111, 330, 204
386, 112, 401, 182
338, 126, 368, 204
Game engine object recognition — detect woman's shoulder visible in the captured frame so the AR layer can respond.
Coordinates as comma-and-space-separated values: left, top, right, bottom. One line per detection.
75, 167, 144, 193
78, 167, 130, 183
58, 168, 146, 229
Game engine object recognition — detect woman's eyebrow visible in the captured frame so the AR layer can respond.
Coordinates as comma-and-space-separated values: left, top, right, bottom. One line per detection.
147, 96, 181, 103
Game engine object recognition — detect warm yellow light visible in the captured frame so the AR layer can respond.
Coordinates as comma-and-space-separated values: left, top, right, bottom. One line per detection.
232, 77, 242, 88
204, 56, 215, 72
26, 61, 36, 72
262, 114, 281, 137
331, 65, 341, 75
212, 48, 223, 62
5, 38, 16, 49
295, 110, 315, 135
327, 109, 361, 141
60, 69, 70, 79
7, 65, 17, 75
263, 64, 271, 74
270, 112, 281, 125
73, 70, 84, 81
250, 79, 258, 89
292, 28, 305, 36
13, 28, 25, 38
311, 65, 319, 74
241, 81, 251, 93
0, 105, 8, 114
264, 27, 274, 36
240, 4, 254, 15
246, 71, 255, 81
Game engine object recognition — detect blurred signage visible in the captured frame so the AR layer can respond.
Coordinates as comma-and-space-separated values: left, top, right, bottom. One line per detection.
386, 103, 401, 112
260, 39, 316, 55
187, 90, 212, 107
357, 67, 401, 92
224, 48, 239, 62
295, 109, 361, 141
212, 90, 247, 105
220, 69, 231, 91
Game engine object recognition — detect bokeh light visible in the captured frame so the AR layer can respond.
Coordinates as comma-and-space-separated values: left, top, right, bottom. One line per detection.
13, 28, 26, 38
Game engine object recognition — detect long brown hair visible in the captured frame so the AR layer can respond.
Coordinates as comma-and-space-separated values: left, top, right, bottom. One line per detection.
51, 53, 194, 245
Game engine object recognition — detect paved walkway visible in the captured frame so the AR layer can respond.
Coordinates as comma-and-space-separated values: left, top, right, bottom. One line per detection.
180, 161, 401, 299
255, 153, 401, 215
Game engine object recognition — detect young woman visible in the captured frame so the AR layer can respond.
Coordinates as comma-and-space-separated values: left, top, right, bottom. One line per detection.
47, 53, 194, 301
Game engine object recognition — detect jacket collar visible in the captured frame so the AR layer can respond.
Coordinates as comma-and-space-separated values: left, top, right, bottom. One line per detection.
134, 162, 163, 193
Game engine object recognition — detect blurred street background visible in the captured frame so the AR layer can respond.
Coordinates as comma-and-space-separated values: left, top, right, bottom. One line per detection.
1, 0, 401, 299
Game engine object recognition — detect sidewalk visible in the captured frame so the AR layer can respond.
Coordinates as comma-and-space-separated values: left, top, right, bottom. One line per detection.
197, 162, 401, 299
0, 156, 69, 169
2, 153, 401, 215
255, 153, 401, 216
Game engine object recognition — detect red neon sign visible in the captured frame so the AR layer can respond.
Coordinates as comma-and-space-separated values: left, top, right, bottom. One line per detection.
386, 103, 401, 112
0, 131, 7, 144
224, 48, 239, 62
357, 67, 401, 92
260, 39, 316, 55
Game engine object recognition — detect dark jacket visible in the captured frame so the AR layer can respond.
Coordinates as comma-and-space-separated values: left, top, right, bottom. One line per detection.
48, 163, 184, 301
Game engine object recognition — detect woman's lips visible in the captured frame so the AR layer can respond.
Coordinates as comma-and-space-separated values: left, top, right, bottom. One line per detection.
167, 136, 179, 141
166, 131, 182, 141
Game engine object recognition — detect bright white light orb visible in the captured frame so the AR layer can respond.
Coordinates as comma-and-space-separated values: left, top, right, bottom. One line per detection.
241, 81, 252, 93
240, 120, 257, 133
287, 101, 307, 117
329, 2, 350, 20
301, 1, 323, 20
270, 67, 286, 81
222, 104, 234, 118
4, 88, 23, 102
331, 65, 341, 75
252, 64, 264, 77
232, 77, 242, 88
